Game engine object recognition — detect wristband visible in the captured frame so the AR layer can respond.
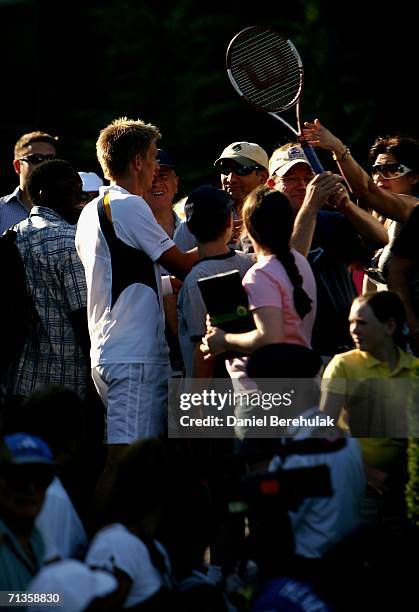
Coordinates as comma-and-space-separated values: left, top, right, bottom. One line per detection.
161, 275, 173, 296
332, 146, 351, 162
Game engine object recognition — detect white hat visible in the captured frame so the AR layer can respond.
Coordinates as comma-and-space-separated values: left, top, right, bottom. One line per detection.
214, 141, 269, 170
27, 560, 117, 612
78, 172, 104, 192
269, 144, 311, 177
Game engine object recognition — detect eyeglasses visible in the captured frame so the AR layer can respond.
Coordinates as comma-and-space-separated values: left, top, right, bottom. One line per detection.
19, 153, 56, 165
371, 163, 412, 180
217, 163, 263, 177
274, 173, 314, 186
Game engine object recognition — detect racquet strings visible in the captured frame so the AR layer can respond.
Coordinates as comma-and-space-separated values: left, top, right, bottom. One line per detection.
229, 28, 302, 113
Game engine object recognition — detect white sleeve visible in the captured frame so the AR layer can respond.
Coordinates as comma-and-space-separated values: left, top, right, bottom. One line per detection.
112, 195, 174, 262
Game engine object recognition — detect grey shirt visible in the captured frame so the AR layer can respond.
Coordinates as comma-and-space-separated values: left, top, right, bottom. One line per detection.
178, 249, 253, 377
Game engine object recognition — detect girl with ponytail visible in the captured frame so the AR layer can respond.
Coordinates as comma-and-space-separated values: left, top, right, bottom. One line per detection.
201, 186, 317, 380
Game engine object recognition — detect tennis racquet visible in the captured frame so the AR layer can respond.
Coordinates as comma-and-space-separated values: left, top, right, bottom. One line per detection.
226, 25, 324, 173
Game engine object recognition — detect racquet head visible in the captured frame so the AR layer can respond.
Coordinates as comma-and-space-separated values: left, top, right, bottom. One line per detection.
226, 26, 303, 114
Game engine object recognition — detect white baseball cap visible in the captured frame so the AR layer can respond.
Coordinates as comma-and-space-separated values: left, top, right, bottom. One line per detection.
78, 172, 104, 192
214, 141, 269, 170
27, 560, 117, 612
269, 144, 311, 177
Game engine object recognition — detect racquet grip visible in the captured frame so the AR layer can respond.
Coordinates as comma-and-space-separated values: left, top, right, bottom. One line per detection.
300, 140, 324, 174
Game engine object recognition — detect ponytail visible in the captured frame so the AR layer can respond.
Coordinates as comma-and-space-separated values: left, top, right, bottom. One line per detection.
273, 247, 312, 319
243, 186, 313, 319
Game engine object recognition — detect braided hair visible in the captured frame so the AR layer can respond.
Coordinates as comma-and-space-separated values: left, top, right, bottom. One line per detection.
242, 186, 312, 319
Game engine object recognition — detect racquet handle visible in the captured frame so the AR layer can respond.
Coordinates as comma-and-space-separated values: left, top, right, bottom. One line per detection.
300, 140, 324, 174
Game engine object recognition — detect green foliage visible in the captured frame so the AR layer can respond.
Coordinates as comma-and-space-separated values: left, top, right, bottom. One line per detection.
407, 438, 419, 525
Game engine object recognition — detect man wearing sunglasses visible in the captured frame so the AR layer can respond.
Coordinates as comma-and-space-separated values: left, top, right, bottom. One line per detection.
174, 141, 269, 252
0, 131, 58, 234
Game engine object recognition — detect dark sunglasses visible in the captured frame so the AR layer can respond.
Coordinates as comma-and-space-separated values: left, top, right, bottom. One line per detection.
19, 153, 56, 165
217, 163, 263, 177
371, 162, 412, 180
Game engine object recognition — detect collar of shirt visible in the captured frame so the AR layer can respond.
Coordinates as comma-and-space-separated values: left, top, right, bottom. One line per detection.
3, 186, 25, 206
29, 206, 71, 224
358, 347, 416, 376
104, 184, 131, 197
192, 248, 236, 267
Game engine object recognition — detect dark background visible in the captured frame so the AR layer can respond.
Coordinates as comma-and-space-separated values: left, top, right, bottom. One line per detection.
1, 0, 416, 199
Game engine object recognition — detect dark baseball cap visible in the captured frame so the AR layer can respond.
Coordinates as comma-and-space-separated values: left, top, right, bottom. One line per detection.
184, 185, 234, 224
156, 148, 175, 169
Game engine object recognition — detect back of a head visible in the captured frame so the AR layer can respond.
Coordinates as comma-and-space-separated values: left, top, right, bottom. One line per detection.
185, 185, 233, 243
18, 384, 86, 459
243, 186, 312, 320
14, 130, 59, 159
243, 185, 294, 251
27, 159, 80, 209
96, 116, 161, 180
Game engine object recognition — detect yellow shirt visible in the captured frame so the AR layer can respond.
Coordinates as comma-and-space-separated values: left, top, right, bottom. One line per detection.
322, 348, 419, 468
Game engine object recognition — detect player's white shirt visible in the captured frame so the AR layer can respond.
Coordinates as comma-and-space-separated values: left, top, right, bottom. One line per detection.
76, 185, 174, 366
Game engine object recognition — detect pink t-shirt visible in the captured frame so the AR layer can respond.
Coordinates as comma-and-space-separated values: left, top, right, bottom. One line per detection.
245, 251, 317, 346
226, 250, 317, 387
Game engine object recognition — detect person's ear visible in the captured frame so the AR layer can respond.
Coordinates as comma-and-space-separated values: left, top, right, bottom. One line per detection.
259, 169, 269, 184
266, 177, 276, 189
13, 159, 21, 176
132, 154, 143, 173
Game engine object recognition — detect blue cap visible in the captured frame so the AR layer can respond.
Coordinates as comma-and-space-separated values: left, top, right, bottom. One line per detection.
4, 433, 53, 465
156, 149, 175, 169
184, 185, 233, 224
